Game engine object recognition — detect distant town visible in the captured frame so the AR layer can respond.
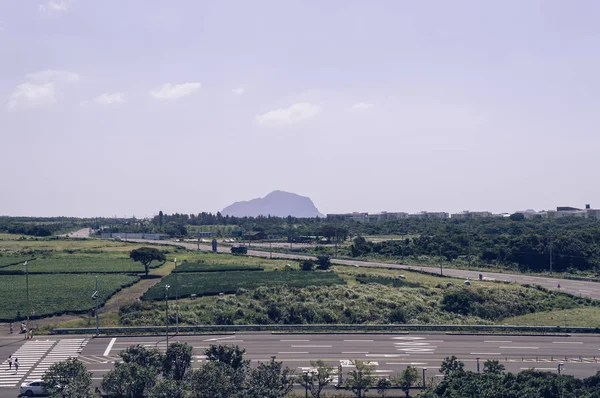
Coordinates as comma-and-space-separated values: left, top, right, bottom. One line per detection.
327, 204, 600, 222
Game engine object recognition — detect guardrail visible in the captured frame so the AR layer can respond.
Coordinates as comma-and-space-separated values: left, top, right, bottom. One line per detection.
51, 323, 600, 335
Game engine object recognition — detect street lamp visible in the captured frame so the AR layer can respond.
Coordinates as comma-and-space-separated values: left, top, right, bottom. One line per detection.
165, 284, 171, 348
174, 258, 179, 334
24, 261, 29, 329
422, 367, 427, 388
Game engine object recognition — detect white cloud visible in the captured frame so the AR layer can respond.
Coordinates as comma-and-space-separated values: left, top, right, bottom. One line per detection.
7, 83, 56, 111
255, 102, 321, 126
149, 82, 201, 101
26, 70, 80, 83
39, 0, 70, 13
93, 93, 125, 105
352, 102, 375, 111
232, 87, 246, 96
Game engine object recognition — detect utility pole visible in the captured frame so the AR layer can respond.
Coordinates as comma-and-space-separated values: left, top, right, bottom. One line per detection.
549, 238, 553, 274
269, 240, 272, 259
94, 277, 99, 337
25, 261, 29, 328
165, 285, 170, 348
439, 246, 443, 276
174, 258, 179, 334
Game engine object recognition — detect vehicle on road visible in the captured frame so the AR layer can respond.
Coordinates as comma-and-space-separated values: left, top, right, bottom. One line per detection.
20, 379, 47, 397
231, 246, 248, 254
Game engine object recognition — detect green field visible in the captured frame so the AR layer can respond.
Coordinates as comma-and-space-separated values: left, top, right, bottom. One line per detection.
0, 255, 35, 268
175, 263, 263, 273
0, 274, 139, 321
142, 270, 345, 300
1, 253, 162, 274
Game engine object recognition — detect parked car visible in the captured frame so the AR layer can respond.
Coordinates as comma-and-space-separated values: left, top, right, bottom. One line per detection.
20, 379, 47, 396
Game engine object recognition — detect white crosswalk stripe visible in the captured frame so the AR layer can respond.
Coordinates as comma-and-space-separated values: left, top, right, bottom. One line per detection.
0, 340, 56, 387
25, 338, 89, 383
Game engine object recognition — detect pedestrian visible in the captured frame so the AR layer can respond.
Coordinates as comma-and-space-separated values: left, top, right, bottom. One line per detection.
14, 358, 18, 373
9, 322, 13, 334
28, 329, 33, 340
7, 355, 12, 370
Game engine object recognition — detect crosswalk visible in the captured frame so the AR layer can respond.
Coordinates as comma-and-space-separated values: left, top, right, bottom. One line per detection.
0, 338, 89, 388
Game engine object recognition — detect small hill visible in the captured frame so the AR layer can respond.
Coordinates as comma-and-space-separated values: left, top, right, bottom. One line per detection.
222, 191, 323, 218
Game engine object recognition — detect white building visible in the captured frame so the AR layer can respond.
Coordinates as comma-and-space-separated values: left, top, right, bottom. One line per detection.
451, 211, 493, 219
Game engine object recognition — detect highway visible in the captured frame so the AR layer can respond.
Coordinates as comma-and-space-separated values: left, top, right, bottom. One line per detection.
2, 332, 600, 397
129, 238, 600, 300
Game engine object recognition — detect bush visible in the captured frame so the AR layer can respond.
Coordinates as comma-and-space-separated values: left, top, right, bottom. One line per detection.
301, 260, 314, 271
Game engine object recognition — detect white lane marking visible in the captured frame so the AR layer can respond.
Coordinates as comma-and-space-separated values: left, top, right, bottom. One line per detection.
366, 354, 408, 357
485, 341, 512, 343
280, 340, 310, 342
392, 337, 425, 340
375, 370, 393, 373
104, 338, 116, 356
520, 367, 556, 371
552, 342, 583, 344
386, 362, 427, 365
344, 340, 373, 342
499, 346, 538, 349
291, 345, 332, 348
204, 336, 237, 342
342, 352, 369, 354
278, 352, 309, 354
471, 353, 501, 355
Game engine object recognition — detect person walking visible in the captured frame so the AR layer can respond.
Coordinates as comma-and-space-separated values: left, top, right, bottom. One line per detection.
9, 322, 13, 334
7, 356, 12, 370
14, 358, 19, 373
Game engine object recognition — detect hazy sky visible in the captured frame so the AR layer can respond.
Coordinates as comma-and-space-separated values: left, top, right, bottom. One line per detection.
1, 0, 600, 218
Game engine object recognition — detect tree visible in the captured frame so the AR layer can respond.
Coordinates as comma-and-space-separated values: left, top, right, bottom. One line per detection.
205, 344, 249, 371
187, 361, 240, 398
147, 379, 187, 398
483, 359, 505, 375
316, 255, 332, 270
439, 356, 465, 376
163, 341, 193, 381
120, 345, 164, 371
158, 211, 164, 230
42, 358, 98, 398
297, 360, 334, 398
376, 378, 392, 397
510, 212, 525, 221
301, 260, 315, 271
396, 366, 419, 397
345, 360, 375, 398
129, 247, 166, 276
246, 357, 295, 398
101, 362, 158, 398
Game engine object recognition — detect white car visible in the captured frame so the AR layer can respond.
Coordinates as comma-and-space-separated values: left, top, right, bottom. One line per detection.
20, 379, 47, 396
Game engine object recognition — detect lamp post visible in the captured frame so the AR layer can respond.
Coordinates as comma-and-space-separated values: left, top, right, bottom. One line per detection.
165, 284, 170, 348
174, 258, 179, 334
24, 261, 29, 329
94, 277, 99, 337
422, 367, 427, 388
303, 371, 309, 398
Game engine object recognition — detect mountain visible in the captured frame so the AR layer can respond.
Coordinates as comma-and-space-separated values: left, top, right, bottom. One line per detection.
222, 191, 324, 218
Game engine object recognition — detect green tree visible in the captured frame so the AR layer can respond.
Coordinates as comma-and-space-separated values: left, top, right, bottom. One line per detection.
396, 366, 419, 397
41, 358, 98, 398
120, 345, 164, 371
187, 361, 240, 398
345, 360, 375, 398
163, 341, 193, 381
129, 247, 166, 276
101, 362, 158, 398
246, 357, 294, 398
147, 379, 187, 398
376, 378, 392, 397
439, 356, 464, 376
297, 360, 334, 398
316, 255, 332, 270
301, 260, 315, 271
483, 359, 505, 375
205, 344, 249, 371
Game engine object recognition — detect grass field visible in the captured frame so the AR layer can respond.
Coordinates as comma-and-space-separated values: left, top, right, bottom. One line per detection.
0, 274, 139, 321
0, 255, 35, 267
175, 262, 263, 273
142, 270, 346, 300
1, 255, 161, 274
502, 307, 600, 328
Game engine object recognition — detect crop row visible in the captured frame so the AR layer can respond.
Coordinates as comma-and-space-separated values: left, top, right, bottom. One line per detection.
175, 263, 263, 273
142, 271, 345, 300
0, 255, 36, 268
0, 274, 140, 321
356, 276, 422, 288
2, 254, 161, 274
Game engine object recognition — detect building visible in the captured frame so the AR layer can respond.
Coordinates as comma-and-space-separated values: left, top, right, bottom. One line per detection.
326, 212, 369, 222
546, 204, 597, 219
407, 211, 449, 219
451, 211, 493, 219
368, 211, 408, 222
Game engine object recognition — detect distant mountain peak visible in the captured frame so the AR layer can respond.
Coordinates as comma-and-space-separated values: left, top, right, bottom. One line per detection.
222, 191, 323, 218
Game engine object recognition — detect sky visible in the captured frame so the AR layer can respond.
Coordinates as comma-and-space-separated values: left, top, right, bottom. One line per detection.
1, 0, 600, 218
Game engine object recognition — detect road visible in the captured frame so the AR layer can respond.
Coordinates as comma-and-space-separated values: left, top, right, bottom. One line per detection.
1, 332, 600, 397
128, 238, 600, 300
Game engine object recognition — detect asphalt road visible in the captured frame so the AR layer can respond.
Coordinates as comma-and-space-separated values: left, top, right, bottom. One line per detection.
128, 238, 600, 300
2, 332, 600, 397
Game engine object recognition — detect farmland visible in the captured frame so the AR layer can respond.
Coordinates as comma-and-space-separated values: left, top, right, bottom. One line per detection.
175, 262, 263, 273
0, 274, 139, 321
1, 254, 162, 274
142, 270, 345, 300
